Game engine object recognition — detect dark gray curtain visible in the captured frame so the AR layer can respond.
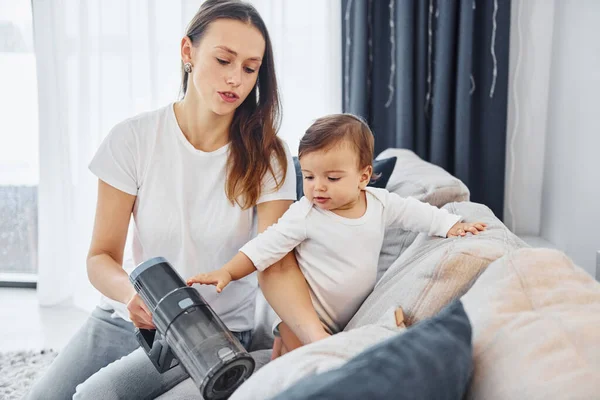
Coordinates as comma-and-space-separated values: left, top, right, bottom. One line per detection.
342, 0, 510, 220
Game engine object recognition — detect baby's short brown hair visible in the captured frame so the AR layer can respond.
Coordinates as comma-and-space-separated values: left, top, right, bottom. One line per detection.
298, 114, 374, 169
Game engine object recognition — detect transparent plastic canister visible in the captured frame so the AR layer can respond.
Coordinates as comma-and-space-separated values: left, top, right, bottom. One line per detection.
130, 257, 255, 399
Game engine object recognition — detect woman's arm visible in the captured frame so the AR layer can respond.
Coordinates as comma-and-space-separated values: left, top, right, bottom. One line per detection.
86, 179, 153, 329
256, 200, 329, 344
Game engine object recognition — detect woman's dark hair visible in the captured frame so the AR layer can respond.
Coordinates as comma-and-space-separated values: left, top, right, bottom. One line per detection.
181, 0, 286, 209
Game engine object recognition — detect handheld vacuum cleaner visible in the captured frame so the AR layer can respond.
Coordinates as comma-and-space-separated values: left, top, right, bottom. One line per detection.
129, 257, 255, 399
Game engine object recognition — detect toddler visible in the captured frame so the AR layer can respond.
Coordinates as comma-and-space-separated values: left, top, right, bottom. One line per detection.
187, 114, 486, 349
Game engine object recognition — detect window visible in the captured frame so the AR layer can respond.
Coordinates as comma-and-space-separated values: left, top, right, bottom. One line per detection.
0, 0, 39, 283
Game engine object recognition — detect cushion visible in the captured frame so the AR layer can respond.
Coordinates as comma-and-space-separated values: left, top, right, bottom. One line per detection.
376, 148, 470, 203
272, 301, 473, 400
461, 248, 600, 400
292, 156, 397, 201
376, 148, 471, 280
368, 156, 397, 189
346, 201, 527, 330
229, 308, 405, 400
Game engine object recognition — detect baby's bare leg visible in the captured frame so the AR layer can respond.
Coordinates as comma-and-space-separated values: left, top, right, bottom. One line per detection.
279, 322, 304, 352
271, 337, 282, 360
280, 342, 288, 356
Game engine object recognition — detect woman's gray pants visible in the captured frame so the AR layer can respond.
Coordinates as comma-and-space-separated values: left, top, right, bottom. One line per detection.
26, 306, 252, 400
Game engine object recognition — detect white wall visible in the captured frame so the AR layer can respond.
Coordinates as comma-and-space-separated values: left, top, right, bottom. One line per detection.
540, 0, 600, 277
506, 0, 600, 277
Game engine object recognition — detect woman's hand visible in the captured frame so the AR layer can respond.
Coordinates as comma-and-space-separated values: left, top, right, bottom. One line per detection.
447, 221, 487, 237
186, 270, 232, 293
126, 292, 155, 329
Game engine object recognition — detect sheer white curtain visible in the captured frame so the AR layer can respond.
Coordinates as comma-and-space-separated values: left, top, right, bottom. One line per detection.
503, 0, 555, 235
251, 0, 342, 153
33, 0, 341, 311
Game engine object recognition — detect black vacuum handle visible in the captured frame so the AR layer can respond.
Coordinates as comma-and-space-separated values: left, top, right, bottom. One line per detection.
135, 328, 180, 373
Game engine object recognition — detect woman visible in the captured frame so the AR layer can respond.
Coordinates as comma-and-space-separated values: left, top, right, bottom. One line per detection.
27, 1, 327, 399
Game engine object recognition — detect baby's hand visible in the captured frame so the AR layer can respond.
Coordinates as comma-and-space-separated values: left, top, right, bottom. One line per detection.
186, 270, 232, 293
447, 221, 487, 237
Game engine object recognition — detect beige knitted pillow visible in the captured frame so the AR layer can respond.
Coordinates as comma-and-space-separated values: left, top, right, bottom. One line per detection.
462, 248, 600, 400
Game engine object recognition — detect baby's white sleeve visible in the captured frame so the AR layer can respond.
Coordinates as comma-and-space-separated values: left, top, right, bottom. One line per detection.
385, 192, 461, 237
240, 199, 310, 270
88, 121, 140, 195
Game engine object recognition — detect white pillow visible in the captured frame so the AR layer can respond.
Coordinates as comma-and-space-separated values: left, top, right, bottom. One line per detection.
229, 307, 405, 400
376, 148, 469, 202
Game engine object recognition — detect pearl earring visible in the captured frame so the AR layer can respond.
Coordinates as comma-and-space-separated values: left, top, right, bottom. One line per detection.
183, 62, 193, 73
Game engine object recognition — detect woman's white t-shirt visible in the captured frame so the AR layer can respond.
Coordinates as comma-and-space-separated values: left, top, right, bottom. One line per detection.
88, 103, 297, 332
